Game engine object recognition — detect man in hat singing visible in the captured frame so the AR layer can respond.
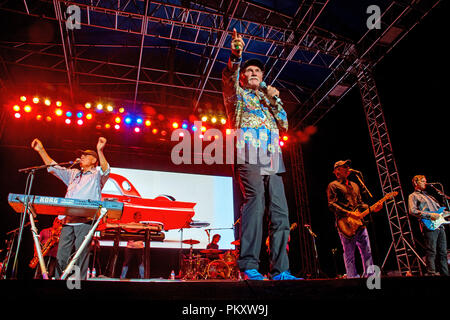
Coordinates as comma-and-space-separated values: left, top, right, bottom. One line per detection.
31, 137, 110, 279
222, 29, 299, 280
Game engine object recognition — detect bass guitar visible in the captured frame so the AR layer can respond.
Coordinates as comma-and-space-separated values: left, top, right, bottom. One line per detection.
337, 192, 398, 238
421, 207, 450, 231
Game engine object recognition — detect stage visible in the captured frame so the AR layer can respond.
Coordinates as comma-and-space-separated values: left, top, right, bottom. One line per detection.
1, 276, 448, 314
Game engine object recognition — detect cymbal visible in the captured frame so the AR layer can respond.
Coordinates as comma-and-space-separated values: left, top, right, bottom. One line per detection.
182, 239, 200, 245
200, 249, 223, 254
231, 239, 240, 246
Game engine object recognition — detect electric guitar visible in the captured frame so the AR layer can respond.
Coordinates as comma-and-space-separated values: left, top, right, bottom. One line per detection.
266, 222, 297, 252
337, 192, 398, 238
421, 207, 450, 231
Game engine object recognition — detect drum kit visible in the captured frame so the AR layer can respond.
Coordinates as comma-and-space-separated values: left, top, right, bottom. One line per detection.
180, 239, 241, 280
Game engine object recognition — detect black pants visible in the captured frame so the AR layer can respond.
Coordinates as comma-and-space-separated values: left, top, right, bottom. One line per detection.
423, 226, 448, 276
236, 164, 290, 276
55, 223, 92, 280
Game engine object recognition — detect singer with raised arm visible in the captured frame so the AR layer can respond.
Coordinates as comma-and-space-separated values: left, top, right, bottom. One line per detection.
408, 175, 448, 276
31, 137, 110, 279
326, 160, 383, 278
221, 29, 299, 280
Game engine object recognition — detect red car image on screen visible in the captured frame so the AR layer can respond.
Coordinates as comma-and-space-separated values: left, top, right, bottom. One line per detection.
100, 173, 197, 231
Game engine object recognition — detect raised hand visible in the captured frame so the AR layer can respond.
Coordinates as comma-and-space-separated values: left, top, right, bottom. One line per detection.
97, 137, 107, 151
31, 138, 44, 152
231, 28, 245, 57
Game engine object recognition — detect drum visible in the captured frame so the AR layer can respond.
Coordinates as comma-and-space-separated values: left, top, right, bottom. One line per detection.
221, 250, 238, 265
181, 256, 209, 280
206, 260, 230, 279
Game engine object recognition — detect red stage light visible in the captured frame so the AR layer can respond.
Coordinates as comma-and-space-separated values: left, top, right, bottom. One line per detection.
44, 99, 51, 106
172, 122, 179, 129
86, 113, 93, 120
105, 123, 111, 129
13, 105, 20, 112
114, 124, 120, 130
24, 105, 32, 112
32, 97, 39, 104
56, 101, 62, 107
201, 126, 207, 132
282, 135, 288, 141
145, 120, 151, 127
115, 117, 121, 124
85, 102, 92, 109
45, 116, 52, 122
279, 141, 285, 147
55, 108, 63, 116
14, 113, 21, 119
20, 96, 27, 102
134, 127, 141, 133
152, 128, 158, 134
36, 115, 42, 121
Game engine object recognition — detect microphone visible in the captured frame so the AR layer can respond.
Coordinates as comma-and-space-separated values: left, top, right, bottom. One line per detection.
304, 224, 317, 238
68, 158, 81, 169
426, 182, 440, 185
348, 168, 362, 175
259, 81, 283, 105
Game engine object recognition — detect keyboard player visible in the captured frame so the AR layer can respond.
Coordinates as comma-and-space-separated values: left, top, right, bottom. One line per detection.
31, 137, 110, 280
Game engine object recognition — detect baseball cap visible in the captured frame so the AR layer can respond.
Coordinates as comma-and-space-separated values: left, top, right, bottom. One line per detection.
77, 149, 98, 160
333, 159, 351, 170
241, 58, 265, 72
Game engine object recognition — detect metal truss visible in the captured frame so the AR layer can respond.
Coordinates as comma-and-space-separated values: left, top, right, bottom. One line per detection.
288, 142, 320, 278
0, 0, 353, 110
291, 0, 442, 131
357, 64, 423, 276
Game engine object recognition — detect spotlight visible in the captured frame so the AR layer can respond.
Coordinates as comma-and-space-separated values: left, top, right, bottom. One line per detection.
125, 117, 132, 124
14, 113, 21, 119
105, 123, 111, 129
96, 104, 103, 110
55, 109, 63, 116
32, 97, 39, 104
199, 134, 204, 139
172, 122, 179, 129
20, 96, 27, 102
86, 113, 93, 120
85, 102, 92, 109
77, 112, 83, 118
65, 119, 71, 125
201, 116, 208, 122
66, 111, 72, 117
114, 124, 120, 130
226, 129, 232, 135
13, 105, 20, 112
134, 127, 141, 133
221, 118, 226, 125
115, 117, 121, 124
191, 125, 198, 132
77, 119, 84, 125
152, 128, 158, 134
56, 101, 62, 107
179, 132, 184, 137
145, 120, 151, 127
106, 105, 114, 112
211, 117, 217, 123
45, 116, 52, 122
282, 135, 288, 141
119, 107, 125, 113
201, 126, 207, 132
24, 105, 32, 112
182, 123, 188, 129
279, 141, 284, 147
136, 118, 143, 124
36, 115, 43, 121
44, 99, 51, 106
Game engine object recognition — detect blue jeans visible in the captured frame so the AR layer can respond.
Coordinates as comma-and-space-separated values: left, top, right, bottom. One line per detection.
423, 226, 448, 276
339, 227, 373, 278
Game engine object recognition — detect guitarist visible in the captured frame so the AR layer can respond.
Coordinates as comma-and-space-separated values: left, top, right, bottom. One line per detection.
408, 175, 448, 276
326, 160, 383, 278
